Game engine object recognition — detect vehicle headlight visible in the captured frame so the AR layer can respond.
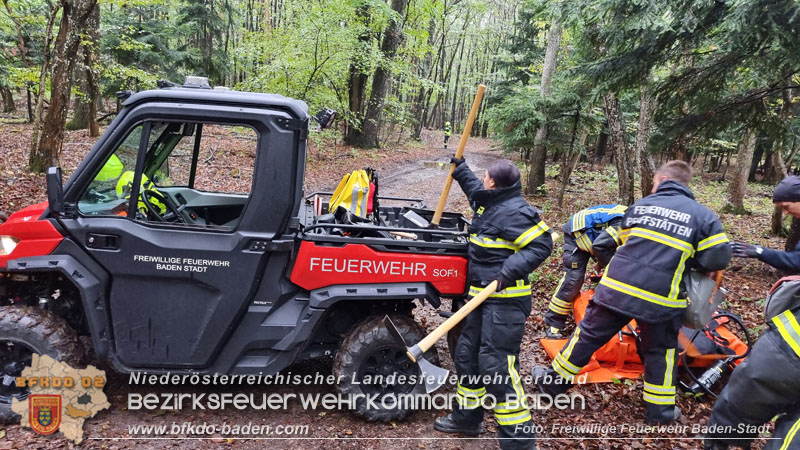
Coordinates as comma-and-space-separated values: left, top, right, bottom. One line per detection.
0, 236, 19, 256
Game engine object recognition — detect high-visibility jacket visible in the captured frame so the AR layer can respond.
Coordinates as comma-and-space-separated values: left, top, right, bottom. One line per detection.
593, 180, 731, 322
116, 171, 166, 214
562, 204, 627, 254
444, 123, 452, 136
452, 161, 553, 299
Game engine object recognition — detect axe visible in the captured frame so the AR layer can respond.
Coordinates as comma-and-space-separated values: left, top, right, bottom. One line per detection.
383, 280, 498, 393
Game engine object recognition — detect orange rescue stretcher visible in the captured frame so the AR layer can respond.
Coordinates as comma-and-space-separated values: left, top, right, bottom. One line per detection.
540, 289, 750, 383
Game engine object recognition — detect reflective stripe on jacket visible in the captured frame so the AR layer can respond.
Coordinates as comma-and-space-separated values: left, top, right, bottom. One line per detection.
592, 180, 732, 322
772, 309, 800, 360
563, 204, 626, 254
452, 161, 553, 291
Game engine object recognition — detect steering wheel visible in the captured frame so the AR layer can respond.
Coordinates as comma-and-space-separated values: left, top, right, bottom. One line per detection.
141, 189, 186, 224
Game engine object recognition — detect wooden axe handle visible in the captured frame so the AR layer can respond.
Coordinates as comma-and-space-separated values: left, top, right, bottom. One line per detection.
416, 280, 497, 354
431, 84, 486, 226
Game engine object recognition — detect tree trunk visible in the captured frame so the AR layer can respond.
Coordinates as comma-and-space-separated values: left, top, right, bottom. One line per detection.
770, 86, 795, 235
351, 0, 408, 148
594, 132, 608, 163
0, 88, 14, 113
636, 79, 657, 197
726, 126, 757, 213
29, 0, 98, 173
771, 146, 789, 235
344, 4, 370, 145
605, 92, 634, 205
526, 22, 562, 194
748, 140, 766, 181
557, 110, 586, 206
66, 1, 100, 136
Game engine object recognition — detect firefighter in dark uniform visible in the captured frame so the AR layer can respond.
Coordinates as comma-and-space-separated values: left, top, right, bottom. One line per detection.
444, 122, 452, 149
434, 157, 553, 450
545, 204, 627, 338
532, 160, 731, 425
704, 176, 800, 450
731, 176, 800, 270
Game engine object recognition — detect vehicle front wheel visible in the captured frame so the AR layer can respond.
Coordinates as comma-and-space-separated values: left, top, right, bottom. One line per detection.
0, 306, 84, 423
333, 314, 440, 422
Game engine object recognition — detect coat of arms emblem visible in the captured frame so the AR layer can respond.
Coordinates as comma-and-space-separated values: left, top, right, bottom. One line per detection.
29, 394, 61, 435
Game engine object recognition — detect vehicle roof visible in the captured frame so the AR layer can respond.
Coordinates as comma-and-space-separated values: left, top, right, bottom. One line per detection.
123, 87, 310, 120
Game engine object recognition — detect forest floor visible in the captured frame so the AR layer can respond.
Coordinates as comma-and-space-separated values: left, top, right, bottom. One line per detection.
0, 118, 785, 450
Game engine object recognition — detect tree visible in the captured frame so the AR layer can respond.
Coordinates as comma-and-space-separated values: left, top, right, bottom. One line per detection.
726, 124, 758, 213
350, 0, 408, 148
29, 0, 98, 172
66, 0, 100, 136
526, 21, 561, 194
636, 78, 657, 196
605, 92, 635, 204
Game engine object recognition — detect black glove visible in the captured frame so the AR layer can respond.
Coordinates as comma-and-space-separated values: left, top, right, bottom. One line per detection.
495, 273, 513, 292
731, 241, 763, 258
450, 156, 465, 166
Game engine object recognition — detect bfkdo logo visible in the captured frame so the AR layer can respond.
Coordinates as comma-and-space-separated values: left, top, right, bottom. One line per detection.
29, 394, 61, 435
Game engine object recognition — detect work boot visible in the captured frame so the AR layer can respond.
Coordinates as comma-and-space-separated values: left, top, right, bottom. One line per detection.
531, 366, 570, 397
433, 413, 481, 436
545, 326, 565, 339
646, 406, 682, 425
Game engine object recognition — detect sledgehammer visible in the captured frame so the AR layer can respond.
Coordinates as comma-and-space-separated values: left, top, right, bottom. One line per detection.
383, 280, 498, 393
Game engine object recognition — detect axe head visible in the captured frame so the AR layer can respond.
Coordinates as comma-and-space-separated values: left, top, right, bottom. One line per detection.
382, 315, 450, 394
418, 357, 449, 393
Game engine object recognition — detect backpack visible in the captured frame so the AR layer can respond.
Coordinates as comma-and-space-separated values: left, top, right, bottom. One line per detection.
329, 168, 378, 220
765, 276, 800, 321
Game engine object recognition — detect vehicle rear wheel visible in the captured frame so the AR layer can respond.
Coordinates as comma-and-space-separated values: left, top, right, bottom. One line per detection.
0, 306, 84, 423
333, 314, 439, 422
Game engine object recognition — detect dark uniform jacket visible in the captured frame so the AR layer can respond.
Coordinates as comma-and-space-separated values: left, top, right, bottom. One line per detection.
592, 180, 732, 322
452, 161, 553, 297
753, 241, 800, 272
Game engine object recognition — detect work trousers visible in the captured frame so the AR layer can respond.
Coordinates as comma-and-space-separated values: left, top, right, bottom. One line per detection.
545, 233, 591, 329
451, 296, 535, 450
705, 327, 800, 449
544, 300, 682, 424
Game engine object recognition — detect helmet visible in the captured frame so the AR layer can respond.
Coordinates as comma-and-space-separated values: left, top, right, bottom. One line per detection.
96, 155, 123, 182
445, 122, 451, 126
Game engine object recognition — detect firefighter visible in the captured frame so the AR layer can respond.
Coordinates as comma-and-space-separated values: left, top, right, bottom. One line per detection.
532, 160, 731, 425
704, 176, 800, 450
444, 122, 452, 149
545, 204, 627, 338
434, 157, 553, 450
731, 175, 800, 272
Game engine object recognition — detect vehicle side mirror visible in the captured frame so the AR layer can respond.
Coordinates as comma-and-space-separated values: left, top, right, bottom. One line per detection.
314, 108, 337, 130
46, 166, 64, 216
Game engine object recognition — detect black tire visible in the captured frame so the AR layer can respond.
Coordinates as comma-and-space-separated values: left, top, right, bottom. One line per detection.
333, 314, 440, 422
0, 306, 84, 423
0, 212, 7, 224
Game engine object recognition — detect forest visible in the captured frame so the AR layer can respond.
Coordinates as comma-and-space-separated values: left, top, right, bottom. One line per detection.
2, 0, 799, 221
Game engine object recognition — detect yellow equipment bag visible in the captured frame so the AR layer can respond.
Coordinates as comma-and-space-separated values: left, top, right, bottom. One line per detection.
329, 169, 372, 218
